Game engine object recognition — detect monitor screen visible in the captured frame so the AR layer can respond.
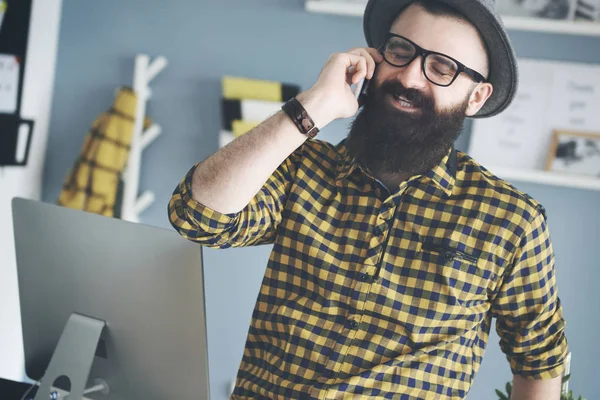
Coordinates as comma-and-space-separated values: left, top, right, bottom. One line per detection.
12, 198, 210, 400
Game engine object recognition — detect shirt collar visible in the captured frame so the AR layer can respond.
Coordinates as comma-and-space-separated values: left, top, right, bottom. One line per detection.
335, 139, 456, 196
335, 139, 362, 181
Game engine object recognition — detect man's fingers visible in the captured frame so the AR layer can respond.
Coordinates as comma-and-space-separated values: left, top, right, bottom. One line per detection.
337, 53, 369, 83
347, 48, 374, 79
364, 47, 384, 63
347, 47, 382, 79
353, 57, 367, 83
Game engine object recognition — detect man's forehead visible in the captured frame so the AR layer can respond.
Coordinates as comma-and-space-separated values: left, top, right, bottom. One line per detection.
389, 5, 486, 68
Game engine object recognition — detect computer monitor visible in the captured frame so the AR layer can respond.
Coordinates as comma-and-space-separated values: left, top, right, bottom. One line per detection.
11, 197, 210, 399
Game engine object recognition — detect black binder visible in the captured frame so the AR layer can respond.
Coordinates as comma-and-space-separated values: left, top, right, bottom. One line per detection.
0, 0, 34, 167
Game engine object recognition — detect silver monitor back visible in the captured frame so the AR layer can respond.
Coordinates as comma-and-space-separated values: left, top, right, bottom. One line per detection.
12, 197, 210, 400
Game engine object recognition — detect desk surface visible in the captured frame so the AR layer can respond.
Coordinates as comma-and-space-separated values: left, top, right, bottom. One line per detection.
0, 377, 30, 400
0, 378, 96, 400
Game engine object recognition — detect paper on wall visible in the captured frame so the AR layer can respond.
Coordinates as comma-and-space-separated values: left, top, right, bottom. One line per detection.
469, 59, 600, 170
468, 61, 552, 169
0, 54, 20, 114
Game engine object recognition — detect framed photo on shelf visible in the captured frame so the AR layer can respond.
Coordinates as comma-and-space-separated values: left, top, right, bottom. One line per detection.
546, 130, 600, 177
574, 0, 600, 21
497, 0, 577, 19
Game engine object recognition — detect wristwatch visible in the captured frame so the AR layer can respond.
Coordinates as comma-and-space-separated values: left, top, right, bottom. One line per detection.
281, 97, 320, 139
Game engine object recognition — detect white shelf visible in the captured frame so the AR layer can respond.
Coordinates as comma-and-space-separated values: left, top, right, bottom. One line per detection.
305, 0, 600, 37
305, 0, 366, 16
487, 165, 600, 191
503, 16, 600, 36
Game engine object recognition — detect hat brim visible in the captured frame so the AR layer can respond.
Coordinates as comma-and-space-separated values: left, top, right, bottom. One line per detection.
363, 0, 518, 118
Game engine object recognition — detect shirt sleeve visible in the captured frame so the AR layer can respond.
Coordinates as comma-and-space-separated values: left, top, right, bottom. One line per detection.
167, 150, 298, 249
491, 205, 568, 380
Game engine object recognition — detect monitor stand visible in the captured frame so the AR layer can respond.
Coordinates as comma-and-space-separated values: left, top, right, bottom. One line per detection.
34, 313, 108, 400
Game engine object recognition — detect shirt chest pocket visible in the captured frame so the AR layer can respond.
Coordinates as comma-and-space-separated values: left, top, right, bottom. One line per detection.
419, 241, 492, 306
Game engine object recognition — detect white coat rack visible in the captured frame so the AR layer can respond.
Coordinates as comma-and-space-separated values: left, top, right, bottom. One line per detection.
121, 54, 168, 223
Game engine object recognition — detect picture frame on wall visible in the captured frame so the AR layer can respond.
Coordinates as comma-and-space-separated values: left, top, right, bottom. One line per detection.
573, 0, 600, 21
497, 0, 577, 20
546, 130, 600, 177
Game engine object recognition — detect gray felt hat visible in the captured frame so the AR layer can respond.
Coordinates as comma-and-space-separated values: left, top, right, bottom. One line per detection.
363, 0, 518, 118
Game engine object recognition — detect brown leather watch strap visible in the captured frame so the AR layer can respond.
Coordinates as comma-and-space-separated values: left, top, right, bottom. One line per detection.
281, 97, 319, 139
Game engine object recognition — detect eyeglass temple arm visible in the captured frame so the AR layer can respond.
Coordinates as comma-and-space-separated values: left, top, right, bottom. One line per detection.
462, 66, 486, 82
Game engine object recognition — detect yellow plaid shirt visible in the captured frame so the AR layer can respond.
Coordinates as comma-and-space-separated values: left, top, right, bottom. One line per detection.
168, 138, 567, 399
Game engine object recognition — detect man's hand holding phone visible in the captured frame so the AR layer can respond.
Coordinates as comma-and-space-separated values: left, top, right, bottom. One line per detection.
297, 47, 382, 130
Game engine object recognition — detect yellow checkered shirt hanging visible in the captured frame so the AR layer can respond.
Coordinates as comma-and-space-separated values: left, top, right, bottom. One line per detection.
168, 138, 568, 399
58, 87, 150, 217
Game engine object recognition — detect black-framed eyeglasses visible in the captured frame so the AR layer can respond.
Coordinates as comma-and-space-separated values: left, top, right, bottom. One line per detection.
380, 33, 486, 87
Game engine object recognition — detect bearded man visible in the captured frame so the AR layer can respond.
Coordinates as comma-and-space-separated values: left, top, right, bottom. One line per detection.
169, 1, 568, 398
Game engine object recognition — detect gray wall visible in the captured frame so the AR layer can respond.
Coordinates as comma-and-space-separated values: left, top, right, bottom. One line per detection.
43, 1, 600, 398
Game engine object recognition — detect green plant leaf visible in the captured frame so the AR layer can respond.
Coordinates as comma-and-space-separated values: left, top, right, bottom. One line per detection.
495, 389, 509, 400
505, 382, 512, 396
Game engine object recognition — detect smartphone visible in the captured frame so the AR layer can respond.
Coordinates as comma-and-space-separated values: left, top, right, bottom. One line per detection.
354, 77, 370, 107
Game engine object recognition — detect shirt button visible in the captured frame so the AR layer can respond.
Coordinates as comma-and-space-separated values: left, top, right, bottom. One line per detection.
374, 226, 383, 236
381, 204, 393, 217
324, 370, 337, 380
444, 251, 455, 262
346, 319, 359, 329
360, 273, 371, 282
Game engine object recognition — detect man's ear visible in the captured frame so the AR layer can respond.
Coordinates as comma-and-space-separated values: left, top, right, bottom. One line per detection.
465, 82, 493, 117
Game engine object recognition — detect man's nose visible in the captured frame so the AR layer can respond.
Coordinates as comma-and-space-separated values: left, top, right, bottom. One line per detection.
395, 56, 428, 90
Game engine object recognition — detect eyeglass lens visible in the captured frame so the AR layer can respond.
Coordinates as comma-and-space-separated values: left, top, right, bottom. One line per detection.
383, 36, 459, 86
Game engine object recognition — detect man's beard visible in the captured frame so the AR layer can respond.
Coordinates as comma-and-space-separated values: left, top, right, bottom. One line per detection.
347, 79, 469, 177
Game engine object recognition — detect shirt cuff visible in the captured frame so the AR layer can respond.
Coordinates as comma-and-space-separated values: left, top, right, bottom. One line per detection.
510, 361, 566, 380
507, 334, 568, 380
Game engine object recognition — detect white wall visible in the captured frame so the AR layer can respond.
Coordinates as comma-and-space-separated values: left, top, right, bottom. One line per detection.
0, 0, 62, 382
